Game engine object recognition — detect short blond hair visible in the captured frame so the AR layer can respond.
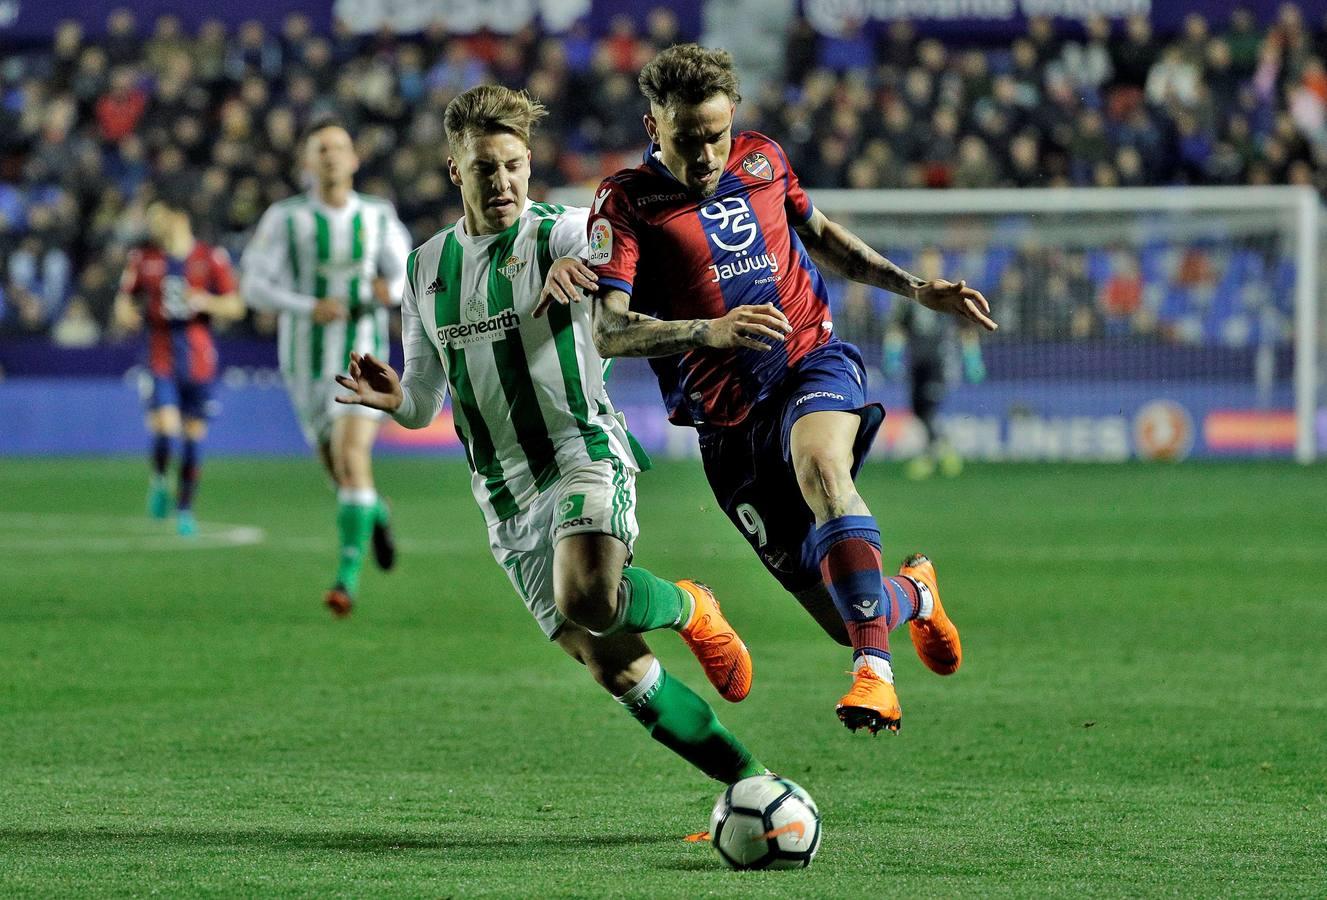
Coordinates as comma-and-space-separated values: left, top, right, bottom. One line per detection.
444, 85, 547, 152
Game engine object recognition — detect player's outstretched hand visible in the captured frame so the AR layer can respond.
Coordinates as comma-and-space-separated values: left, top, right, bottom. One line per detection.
706, 303, 792, 352
534, 257, 599, 318
335, 352, 403, 412
916, 279, 998, 331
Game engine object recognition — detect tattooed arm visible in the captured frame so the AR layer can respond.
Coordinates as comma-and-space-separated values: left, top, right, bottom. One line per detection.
794, 209, 998, 331
592, 288, 793, 358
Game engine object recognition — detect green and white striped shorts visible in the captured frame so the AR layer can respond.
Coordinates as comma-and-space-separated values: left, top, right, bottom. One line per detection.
283, 372, 384, 447
488, 458, 639, 639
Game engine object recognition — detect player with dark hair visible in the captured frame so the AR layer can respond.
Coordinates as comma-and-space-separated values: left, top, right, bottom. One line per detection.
240, 115, 412, 616
580, 44, 997, 734
113, 195, 243, 535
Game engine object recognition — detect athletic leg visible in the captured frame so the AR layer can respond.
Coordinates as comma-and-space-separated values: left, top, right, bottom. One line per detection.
324, 413, 382, 614
145, 403, 179, 520
176, 417, 208, 535
551, 461, 751, 702
554, 626, 764, 784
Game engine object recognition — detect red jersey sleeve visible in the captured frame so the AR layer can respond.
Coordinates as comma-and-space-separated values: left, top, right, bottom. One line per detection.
209, 246, 238, 294
120, 248, 142, 296
586, 178, 640, 297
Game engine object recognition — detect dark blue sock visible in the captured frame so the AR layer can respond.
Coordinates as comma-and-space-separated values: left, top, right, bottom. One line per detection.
152, 434, 171, 478
178, 439, 201, 511
815, 515, 890, 662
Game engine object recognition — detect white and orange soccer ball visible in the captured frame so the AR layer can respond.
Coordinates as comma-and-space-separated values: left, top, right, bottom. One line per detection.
709, 774, 821, 870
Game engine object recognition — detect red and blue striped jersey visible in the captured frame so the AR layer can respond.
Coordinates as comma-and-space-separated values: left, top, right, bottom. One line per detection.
588, 131, 834, 428
121, 242, 236, 381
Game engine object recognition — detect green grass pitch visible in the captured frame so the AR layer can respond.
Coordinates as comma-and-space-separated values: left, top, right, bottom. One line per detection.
2, 457, 1324, 896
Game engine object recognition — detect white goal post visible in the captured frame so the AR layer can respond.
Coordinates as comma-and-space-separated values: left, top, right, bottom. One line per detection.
551, 184, 1323, 463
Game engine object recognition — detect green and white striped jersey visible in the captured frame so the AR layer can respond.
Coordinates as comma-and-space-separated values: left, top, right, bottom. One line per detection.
240, 191, 410, 380
394, 202, 636, 526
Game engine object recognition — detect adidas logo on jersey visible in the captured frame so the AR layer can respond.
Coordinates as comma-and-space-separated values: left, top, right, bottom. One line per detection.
424, 278, 444, 295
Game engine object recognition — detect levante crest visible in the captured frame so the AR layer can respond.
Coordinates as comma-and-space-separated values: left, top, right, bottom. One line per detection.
742, 151, 773, 181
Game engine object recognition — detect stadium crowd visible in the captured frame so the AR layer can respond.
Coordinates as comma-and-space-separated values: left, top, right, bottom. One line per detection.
0, 4, 1322, 348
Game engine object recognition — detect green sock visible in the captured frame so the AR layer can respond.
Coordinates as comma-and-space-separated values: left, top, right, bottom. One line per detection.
618, 661, 764, 784
375, 497, 390, 525
335, 495, 377, 593
612, 567, 693, 633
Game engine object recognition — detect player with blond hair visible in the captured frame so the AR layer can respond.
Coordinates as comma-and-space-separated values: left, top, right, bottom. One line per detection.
334, 85, 766, 784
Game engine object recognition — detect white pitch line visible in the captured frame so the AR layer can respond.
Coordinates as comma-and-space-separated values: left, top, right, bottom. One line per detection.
0, 513, 265, 553
0, 513, 1320, 564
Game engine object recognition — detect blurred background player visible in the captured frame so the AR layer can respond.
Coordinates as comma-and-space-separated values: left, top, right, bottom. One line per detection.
240, 116, 411, 616
112, 195, 242, 535
588, 45, 996, 734
882, 247, 987, 480
334, 85, 764, 785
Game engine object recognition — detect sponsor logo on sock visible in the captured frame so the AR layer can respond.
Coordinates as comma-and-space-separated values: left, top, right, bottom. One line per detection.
853, 598, 877, 616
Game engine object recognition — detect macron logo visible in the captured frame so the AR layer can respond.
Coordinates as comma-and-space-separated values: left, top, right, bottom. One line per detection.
794, 391, 846, 407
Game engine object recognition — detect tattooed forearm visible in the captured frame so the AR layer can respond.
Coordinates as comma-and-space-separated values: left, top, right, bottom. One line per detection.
807, 217, 927, 299
592, 299, 711, 358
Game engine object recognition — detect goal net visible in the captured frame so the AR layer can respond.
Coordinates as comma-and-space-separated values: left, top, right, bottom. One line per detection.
552, 184, 1324, 464
802, 186, 1323, 463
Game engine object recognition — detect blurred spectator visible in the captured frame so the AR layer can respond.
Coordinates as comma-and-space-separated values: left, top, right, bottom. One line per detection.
95, 67, 148, 143
1110, 14, 1159, 89
4, 3, 1327, 351
103, 8, 141, 67
1146, 45, 1202, 107
1099, 253, 1144, 320
1225, 8, 1263, 77
144, 15, 188, 76
51, 296, 101, 347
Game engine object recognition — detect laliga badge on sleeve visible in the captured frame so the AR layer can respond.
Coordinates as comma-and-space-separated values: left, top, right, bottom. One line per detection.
588, 218, 613, 265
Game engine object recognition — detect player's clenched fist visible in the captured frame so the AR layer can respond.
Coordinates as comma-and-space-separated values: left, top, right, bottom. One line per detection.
705, 303, 793, 352
335, 352, 403, 412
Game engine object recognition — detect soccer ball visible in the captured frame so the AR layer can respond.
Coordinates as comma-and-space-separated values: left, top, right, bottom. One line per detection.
709, 774, 821, 870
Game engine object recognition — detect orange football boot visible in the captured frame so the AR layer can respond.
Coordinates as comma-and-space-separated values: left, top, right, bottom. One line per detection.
676, 580, 752, 703
900, 553, 961, 675
836, 664, 901, 734
324, 583, 353, 618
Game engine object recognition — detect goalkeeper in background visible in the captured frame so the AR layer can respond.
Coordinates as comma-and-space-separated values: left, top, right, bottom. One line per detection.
885, 248, 986, 480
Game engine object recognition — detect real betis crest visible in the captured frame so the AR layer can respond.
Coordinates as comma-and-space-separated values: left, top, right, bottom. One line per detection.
497, 255, 527, 279
742, 151, 774, 181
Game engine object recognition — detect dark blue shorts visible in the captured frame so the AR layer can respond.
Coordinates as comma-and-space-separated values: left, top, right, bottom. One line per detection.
697, 341, 884, 593
141, 374, 214, 420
